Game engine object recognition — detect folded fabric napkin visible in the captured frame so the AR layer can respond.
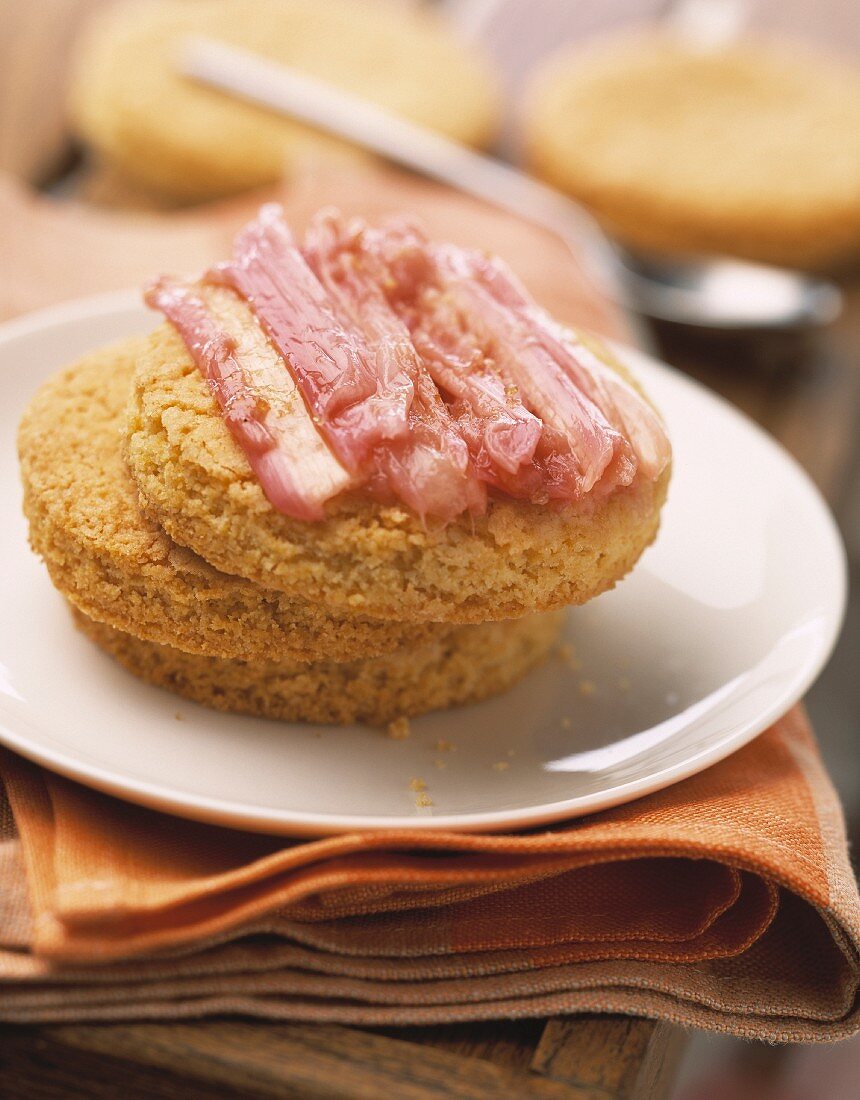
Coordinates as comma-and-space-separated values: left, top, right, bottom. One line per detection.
0, 708, 857, 1040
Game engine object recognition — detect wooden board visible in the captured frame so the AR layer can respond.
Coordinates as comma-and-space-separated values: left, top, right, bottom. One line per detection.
0, 1016, 685, 1100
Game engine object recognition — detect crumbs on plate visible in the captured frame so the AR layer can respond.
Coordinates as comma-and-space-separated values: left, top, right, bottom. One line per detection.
387, 716, 411, 740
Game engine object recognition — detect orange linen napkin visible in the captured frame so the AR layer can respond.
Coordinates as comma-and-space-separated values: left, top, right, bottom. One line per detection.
0, 708, 858, 1041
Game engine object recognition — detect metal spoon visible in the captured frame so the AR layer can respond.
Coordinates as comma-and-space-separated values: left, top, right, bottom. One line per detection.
178, 36, 842, 331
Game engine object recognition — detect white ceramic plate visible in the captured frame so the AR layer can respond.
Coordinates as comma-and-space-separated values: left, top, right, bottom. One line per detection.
0, 293, 846, 835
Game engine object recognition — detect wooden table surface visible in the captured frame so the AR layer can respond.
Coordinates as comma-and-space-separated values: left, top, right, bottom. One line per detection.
2, 3, 860, 1098
0, 1016, 687, 1099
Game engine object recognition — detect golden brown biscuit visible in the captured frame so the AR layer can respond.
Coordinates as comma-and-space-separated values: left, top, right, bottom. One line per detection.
72, 605, 564, 727
18, 338, 447, 662
523, 32, 860, 269
69, 0, 499, 205
125, 323, 669, 625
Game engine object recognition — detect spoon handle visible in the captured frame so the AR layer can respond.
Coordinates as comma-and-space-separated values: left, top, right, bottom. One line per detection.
179, 36, 623, 298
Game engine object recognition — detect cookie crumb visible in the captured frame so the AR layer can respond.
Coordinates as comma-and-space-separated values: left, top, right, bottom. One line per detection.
409, 777, 427, 792
387, 716, 411, 740
415, 792, 434, 808
434, 758, 447, 770
556, 643, 582, 672
560, 716, 572, 729
492, 761, 510, 772
578, 679, 597, 698
434, 738, 455, 753
174, 711, 185, 721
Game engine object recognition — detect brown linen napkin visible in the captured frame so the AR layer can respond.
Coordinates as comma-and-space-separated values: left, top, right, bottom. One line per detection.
0, 708, 858, 1040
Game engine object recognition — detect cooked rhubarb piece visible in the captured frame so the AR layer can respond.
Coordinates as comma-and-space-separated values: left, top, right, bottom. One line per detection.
441, 244, 671, 482
413, 240, 632, 499
303, 211, 484, 521
326, 217, 545, 498
211, 204, 412, 469
145, 277, 351, 521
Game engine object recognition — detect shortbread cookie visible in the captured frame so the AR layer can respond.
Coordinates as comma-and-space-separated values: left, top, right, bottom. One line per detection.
127, 321, 669, 624
69, 0, 499, 204
126, 209, 670, 624
72, 605, 564, 726
524, 32, 860, 269
19, 339, 445, 662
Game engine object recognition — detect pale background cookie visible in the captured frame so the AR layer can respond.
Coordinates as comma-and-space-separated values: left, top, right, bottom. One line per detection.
72, 604, 564, 726
523, 32, 860, 269
125, 323, 669, 624
19, 338, 446, 662
69, 0, 500, 204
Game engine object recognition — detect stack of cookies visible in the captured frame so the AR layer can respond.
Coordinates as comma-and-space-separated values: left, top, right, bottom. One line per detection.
18, 208, 670, 728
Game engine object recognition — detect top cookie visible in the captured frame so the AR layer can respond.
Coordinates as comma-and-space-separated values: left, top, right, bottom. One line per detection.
69, 0, 499, 204
125, 207, 671, 624
523, 32, 860, 269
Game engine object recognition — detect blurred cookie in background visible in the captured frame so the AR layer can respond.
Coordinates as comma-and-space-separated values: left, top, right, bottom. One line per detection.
522, 31, 860, 270
75, 160, 188, 211
68, 0, 500, 206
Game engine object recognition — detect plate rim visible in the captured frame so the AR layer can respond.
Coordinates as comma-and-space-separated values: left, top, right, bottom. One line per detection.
0, 291, 848, 836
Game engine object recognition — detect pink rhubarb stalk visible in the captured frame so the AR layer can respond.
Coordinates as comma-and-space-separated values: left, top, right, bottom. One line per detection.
451, 247, 671, 482
302, 211, 485, 520
211, 204, 413, 471
423, 243, 630, 498
145, 277, 352, 521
